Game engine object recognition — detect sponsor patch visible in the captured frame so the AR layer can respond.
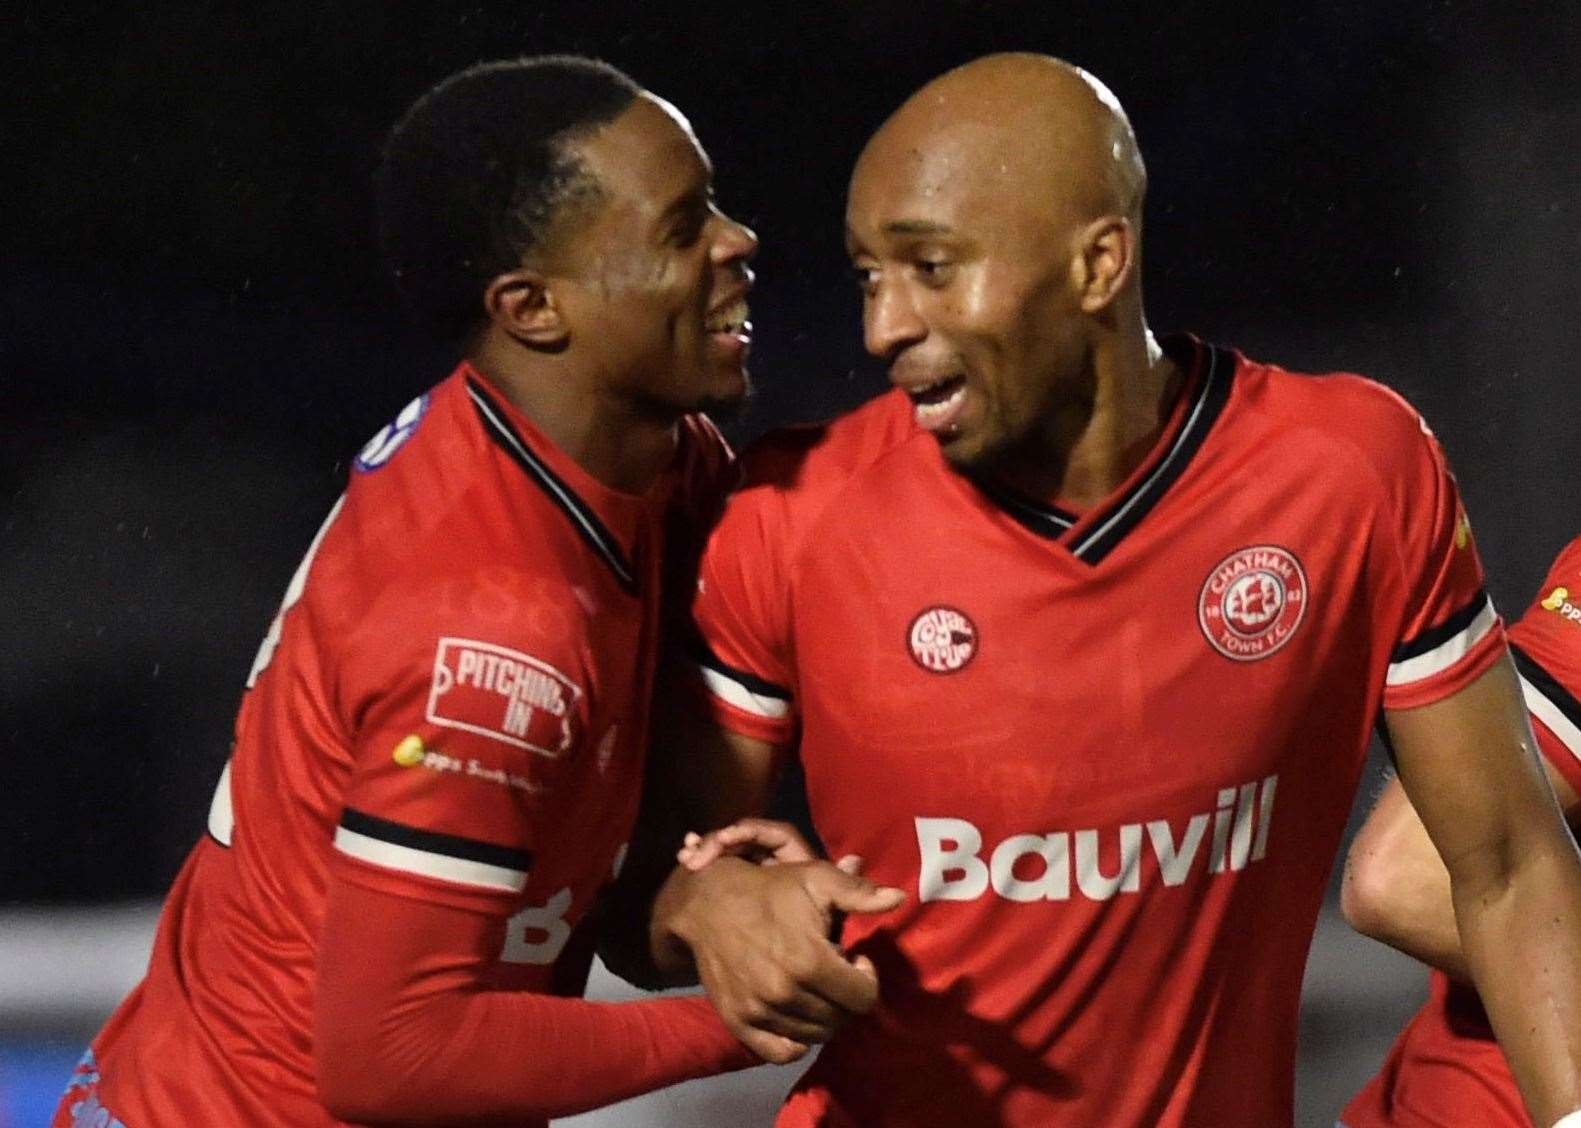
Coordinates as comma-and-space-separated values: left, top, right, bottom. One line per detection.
908, 606, 978, 673
355, 393, 428, 472
427, 637, 582, 756
392, 733, 426, 766
1198, 545, 1309, 662
1542, 586, 1581, 624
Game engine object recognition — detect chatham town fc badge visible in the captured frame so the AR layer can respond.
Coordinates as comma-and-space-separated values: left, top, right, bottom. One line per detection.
908, 606, 978, 673
1198, 546, 1309, 661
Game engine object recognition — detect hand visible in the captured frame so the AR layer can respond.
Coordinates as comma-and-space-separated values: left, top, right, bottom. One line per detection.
678, 817, 820, 869
666, 855, 905, 1064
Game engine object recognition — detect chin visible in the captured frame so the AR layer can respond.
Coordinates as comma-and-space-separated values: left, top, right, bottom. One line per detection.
693, 366, 751, 418
695, 388, 750, 422
937, 429, 993, 470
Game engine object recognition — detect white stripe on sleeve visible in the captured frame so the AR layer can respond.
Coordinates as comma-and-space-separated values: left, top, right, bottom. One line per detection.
1386, 597, 1497, 687
698, 664, 792, 720
332, 826, 529, 893
1521, 675, 1581, 765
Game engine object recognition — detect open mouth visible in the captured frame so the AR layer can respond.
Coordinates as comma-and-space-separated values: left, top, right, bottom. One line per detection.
907, 375, 967, 433
705, 297, 751, 337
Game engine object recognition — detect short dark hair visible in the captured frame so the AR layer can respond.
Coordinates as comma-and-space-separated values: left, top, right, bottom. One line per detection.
375, 55, 640, 342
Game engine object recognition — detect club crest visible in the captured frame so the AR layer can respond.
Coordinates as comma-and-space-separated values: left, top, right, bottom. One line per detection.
1198, 546, 1309, 662
908, 606, 978, 673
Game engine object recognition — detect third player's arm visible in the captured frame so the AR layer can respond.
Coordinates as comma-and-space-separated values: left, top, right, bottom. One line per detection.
1384, 653, 1581, 1123
1342, 760, 1579, 980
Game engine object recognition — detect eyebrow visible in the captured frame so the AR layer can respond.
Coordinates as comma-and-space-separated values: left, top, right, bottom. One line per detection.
884, 220, 954, 237
658, 181, 711, 223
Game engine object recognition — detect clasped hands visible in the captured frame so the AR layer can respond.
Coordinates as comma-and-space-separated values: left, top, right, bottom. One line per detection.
659, 818, 905, 1064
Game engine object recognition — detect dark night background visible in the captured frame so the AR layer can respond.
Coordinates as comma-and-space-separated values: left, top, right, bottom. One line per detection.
4, 1, 1579, 909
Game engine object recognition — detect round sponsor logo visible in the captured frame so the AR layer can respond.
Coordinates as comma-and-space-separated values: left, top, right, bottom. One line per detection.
355, 393, 429, 472
908, 606, 978, 673
1198, 545, 1309, 662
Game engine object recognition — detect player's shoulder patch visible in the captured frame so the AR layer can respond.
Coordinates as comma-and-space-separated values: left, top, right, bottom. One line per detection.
356, 393, 429, 472
427, 636, 583, 757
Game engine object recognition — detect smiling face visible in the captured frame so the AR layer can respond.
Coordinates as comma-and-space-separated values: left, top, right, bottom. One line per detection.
548, 93, 758, 417
845, 56, 1144, 475
847, 120, 1089, 470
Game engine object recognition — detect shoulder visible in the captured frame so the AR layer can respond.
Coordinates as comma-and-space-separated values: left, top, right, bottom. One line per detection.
734, 388, 915, 507
701, 387, 915, 576
1544, 535, 1581, 584
1512, 535, 1581, 645
1231, 353, 1447, 490
340, 370, 489, 532
1236, 355, 1430, 447
319, 373, 566, 623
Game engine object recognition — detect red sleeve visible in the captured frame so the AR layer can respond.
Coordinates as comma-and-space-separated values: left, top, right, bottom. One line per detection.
1509, 536, 1581, 798
690, 460, 800, 747
315, 877, 754, 1124
330, 568, 592, 916
1371, 391, 1506, 710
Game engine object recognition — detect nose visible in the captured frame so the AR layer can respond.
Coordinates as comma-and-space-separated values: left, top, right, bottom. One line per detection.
864, 279, 926, 360
711, 213, 759, 273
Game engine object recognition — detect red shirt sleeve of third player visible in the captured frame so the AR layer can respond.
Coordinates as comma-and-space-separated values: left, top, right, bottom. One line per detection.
690, 443, 803, 748
1371, 387, 1507, 711
1508, 535, 1581, 798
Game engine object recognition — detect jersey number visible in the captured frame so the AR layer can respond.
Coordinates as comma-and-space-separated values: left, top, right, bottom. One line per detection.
500, 887, 574, 965
247, 495, 347, 688
210, 496, 348, 846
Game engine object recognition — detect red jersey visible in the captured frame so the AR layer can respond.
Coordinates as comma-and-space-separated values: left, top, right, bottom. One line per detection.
1341, 534, 1581, 1128
57, 365, 736, 1128
693, 336, 1505, 1127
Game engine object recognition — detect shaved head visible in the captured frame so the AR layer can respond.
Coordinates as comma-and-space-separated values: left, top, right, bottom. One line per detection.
845, 54, 1160, 486
855, 53, 1145, 230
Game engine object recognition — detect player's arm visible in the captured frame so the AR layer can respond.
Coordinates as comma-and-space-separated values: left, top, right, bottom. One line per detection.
1342, 759, 1579, 980
314, 871, 754, 1125
600, 668, 783, 986
1382, 653, 1581, 1124
605, 678, 900, 1064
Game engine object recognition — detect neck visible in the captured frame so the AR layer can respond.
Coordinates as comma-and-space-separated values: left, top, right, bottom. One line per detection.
997, 315, 1180, 509
468, 335, 680, 496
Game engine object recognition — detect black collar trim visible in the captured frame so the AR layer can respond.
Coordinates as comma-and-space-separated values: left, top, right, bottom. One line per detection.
968, 337, 1235, 565
467, 378, 637, 593
1072, 338, 1235, 565
970, 475, 1080, 538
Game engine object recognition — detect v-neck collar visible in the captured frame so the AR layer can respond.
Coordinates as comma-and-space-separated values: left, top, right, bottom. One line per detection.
967, 334, 1236, 566
464, 371, 645, 594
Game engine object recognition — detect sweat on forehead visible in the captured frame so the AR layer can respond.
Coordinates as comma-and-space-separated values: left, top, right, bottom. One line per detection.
854, 53, 1146, 222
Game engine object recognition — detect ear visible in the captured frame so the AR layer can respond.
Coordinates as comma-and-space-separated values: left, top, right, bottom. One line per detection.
483, 269, 569, 349
1070, 216, 1136, 314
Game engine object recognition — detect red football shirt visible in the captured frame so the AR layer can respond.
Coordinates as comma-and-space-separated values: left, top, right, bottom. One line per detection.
56, 365, 738, 1128
1340, 534, 1581, 1128
693, 336, 1506, 1127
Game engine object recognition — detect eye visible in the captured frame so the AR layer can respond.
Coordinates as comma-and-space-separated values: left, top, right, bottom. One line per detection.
914, 257, 953, 285
670, 197, 714, 247
850, 263, 880, 295
672, 210, 707, 247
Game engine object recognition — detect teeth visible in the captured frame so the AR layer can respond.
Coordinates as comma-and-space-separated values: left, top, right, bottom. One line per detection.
706, 298, 750, 333
914, 382, 966, 422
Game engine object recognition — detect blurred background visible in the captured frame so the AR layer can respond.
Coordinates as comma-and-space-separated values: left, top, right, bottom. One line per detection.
4, 2, 1579, 1123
